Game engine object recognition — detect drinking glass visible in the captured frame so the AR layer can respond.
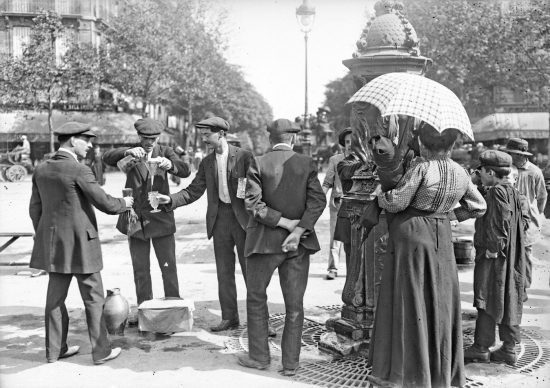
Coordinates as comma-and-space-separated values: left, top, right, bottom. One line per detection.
148, 191, 160, 213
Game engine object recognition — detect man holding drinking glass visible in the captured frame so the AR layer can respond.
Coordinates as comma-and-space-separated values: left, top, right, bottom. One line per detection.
103, 118, 191, 307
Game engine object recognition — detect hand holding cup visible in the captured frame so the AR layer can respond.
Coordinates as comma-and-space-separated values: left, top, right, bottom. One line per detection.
155, 193, 172, 205
123, 197, 134, 208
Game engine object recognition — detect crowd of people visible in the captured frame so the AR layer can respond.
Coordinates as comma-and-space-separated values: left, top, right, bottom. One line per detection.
27, 114, 547, 387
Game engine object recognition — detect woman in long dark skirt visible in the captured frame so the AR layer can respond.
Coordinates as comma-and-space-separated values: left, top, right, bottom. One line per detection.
367, 124, 487, 388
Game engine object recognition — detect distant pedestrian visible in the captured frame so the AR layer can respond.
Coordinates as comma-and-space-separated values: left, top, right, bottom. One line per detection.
90, 144, 106, 186
10, 134, 31, 162
334, 128, 363, 271
237, 119, 326, 376
502, 138, 547, 289
29, 122, 133, 364
321, 129, 350, 280
464, 150, 527, 366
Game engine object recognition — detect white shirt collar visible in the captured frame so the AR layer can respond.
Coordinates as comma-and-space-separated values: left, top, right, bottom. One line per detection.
272, 143, 293, 150
215, 139, 229, 157
58, 147, 78, 161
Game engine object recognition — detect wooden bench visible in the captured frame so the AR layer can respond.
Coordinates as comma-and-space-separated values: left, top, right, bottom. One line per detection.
0, 232, 34, 253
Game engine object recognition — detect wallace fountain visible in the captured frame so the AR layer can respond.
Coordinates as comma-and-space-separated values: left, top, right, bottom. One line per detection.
318, 0, 432, 356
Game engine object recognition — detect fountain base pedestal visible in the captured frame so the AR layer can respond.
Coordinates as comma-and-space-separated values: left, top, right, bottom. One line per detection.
318, 330, 368, 356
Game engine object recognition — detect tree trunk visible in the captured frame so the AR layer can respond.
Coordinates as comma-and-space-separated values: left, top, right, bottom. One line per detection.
141, 101, 148, 118
48, 98, 54, 153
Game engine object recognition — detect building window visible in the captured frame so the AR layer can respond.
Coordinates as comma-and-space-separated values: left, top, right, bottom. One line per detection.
10, 0, 30, 13
55, 0, 70, 14
0, 30, 9, 55
12, 26, 31, 58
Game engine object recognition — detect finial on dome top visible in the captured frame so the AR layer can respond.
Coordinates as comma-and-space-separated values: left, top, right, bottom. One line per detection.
374, 0, 405, 16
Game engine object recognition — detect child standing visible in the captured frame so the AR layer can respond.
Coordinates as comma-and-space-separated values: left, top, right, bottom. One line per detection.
465, 150, 527, 366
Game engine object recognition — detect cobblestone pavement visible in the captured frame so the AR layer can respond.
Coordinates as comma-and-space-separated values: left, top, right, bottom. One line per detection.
1, 171, 549, 388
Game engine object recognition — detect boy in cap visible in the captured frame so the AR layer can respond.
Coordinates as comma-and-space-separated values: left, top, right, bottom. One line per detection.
237, 119, 326, 375
103, 118, 191, 308
321, 128, 351, 280
502, 138, 547, 289
30, 122, 134, 364
156, 116, 264, 333
464, 150, 527, 366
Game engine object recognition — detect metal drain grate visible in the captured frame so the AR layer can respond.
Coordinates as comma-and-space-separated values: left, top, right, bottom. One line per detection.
463, 327, 550, 374
226, 307, 549, 388
225, 313, 326, 353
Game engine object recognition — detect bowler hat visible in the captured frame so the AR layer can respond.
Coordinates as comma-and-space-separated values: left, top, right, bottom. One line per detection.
502, 138, 533, 156
134, 118, 164, 138
338, 127, 353, 147
195, 117, 230, 132
54, 122, 96, 137
267, 119, 301, 135
478, 150, 512, 168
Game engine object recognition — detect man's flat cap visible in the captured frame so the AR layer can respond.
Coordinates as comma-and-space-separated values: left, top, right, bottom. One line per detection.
134, 118, 164, 137
267, 119, 301, 135
338, 127, 353, 147
195, 117, 230, 132
478, 150, 512, 168
503, 137, 533, 156
54, 122, 96, 137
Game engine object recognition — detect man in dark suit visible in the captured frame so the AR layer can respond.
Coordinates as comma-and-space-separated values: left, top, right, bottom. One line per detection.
156, 117, 272, 333
237, 119, 326, 376
30, 122, 133, 364
103, 118, 191, 306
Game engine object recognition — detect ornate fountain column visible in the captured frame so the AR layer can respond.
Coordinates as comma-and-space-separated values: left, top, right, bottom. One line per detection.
319, 0, 431, 356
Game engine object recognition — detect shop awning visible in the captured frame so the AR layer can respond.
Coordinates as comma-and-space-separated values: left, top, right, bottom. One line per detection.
0, 110, 173, 144
472, 112, 549, 142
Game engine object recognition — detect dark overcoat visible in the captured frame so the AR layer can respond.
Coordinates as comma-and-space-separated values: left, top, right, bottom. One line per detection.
102, 144, 190, 240
169, 144, 254, 239
29, 150, 126, 273
473, 183, 526, 325
244, 147, 326, 257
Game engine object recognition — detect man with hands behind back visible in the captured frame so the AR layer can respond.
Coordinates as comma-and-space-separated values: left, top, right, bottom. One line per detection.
237, 119, 326, 376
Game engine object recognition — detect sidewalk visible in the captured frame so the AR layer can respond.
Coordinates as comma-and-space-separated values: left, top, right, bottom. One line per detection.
1, 172, 549, 388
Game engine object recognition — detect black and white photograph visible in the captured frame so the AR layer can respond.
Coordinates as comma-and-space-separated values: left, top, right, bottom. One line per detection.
0, 0, 549, 387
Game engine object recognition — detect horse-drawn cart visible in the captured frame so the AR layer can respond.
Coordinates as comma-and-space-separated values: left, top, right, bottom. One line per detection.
0, 151, 32, 182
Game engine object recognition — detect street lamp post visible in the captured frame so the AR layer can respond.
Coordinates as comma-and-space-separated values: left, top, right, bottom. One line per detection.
296, 0, 315, 155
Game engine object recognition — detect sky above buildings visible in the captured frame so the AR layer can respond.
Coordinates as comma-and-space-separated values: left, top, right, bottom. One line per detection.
221, 0, 376, 120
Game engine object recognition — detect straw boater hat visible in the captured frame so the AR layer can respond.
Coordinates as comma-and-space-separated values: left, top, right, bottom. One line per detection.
502, 138, 533, 156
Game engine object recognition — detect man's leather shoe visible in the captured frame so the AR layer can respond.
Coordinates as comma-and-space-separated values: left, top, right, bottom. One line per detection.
268, 325, 277, 337
366, 375, 399, 388
210, 319, 239, 332
464, 344, 490, 363
48, 345, 80, 362
59, 345, 80, 359
94, 347, 121, 365
237, 354, 270, 370
490, 348, 517, 366
326, 270, 337, 280
279, 367, 299, 377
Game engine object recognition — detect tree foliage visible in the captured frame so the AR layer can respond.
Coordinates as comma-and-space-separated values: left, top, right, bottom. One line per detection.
321, 0, 549, 129
104, 0, 273, 151
322, 73, 356, 132
404, 0, 549, 119
0, 10, 102, 152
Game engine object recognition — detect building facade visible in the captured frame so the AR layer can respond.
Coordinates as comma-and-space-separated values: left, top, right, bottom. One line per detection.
0, 0, 118, 58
